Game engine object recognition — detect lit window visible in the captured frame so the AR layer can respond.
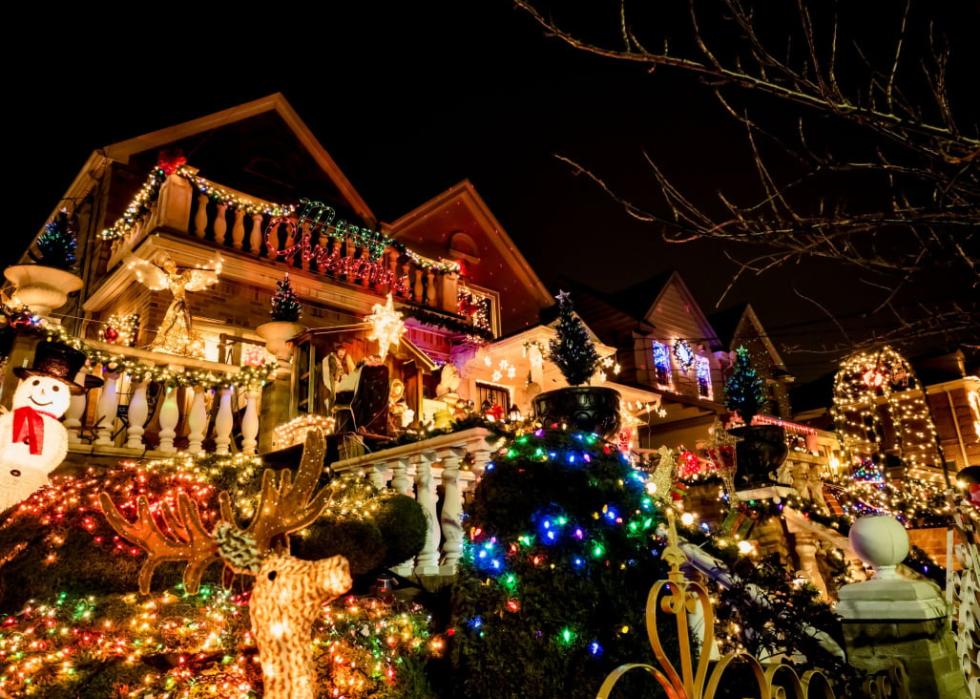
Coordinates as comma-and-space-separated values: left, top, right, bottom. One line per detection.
695, 356, 712, 399
652, 341, 672, 388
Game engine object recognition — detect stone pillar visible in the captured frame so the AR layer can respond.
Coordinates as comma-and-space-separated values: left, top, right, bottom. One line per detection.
438, 447, 466, 575
413, 451, 441, 577
390, 457, 414, 577
838, 515, 968, 699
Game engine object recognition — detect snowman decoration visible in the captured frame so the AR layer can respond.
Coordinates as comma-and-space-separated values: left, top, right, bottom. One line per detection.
0, 342, 101, 512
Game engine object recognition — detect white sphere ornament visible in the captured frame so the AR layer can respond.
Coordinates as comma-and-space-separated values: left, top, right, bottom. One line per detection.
849, 515, 909, 579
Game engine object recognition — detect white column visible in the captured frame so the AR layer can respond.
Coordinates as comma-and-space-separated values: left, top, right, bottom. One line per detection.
194, 193, 209, 238
64, 369, 88, 445
390, 457, 414, 577
158, 386, 180, 453
94, 372, 120, 446
213, 203, 228, 245
214, 387, 234, 455
249, 213, 264, 255
125, 380, 149, 449
231, 208, 246, 249
241, 388, 260, 455
369, 461, 388, 490
439, 447, 466, 575
413, 452, 441, 576
186, 387, 208, 454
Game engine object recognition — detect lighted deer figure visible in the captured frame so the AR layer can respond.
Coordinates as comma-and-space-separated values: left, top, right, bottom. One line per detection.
99, 430, 352, 699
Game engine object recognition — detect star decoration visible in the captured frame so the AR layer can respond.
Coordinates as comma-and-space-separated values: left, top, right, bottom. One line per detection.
555, 289, 571, 303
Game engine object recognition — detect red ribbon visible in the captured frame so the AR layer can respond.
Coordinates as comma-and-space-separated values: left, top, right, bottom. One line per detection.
12, 406, 58, 455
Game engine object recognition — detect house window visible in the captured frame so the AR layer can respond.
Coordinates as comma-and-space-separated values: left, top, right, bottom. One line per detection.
695, 356, 712, 399
652, 341, 672, 388
476, 382, 510, 413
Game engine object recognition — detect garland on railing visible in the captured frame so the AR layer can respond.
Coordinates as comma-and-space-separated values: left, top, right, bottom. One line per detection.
41, 322, 277, 390
98, 162, 460, 274
404, 307, 494, 341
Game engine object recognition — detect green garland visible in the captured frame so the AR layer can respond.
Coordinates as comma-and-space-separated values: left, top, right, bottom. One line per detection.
405, 308, 494, 341
42, 322, 277, 390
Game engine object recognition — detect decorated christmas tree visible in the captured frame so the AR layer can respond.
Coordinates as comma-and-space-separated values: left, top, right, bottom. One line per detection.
548, 291, 600, 386
271, 273, 302, 322
450, 428, 673, 699
31, 209, 77, 271
724, 345, 768, 425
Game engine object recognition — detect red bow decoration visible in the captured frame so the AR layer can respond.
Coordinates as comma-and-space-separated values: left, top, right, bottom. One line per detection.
157, 151, 187, 176
12, 406, 58, 455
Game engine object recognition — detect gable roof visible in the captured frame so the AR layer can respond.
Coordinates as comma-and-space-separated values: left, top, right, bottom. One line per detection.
623, 270, 721, 350
707, 303, 750, 349
710, 303, 790, 372
607, 270, 674, 320
103, 93, 375, 225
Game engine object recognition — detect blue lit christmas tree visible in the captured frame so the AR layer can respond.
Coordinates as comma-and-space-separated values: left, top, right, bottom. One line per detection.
32, 209, 77, 271
450, 428, 671, 698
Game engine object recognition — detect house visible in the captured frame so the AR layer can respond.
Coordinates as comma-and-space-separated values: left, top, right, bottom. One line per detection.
2, 94, 559, 460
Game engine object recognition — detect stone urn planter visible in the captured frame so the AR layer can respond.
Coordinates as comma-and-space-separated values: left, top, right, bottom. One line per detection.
3, 264, 83, 317
256, 321, 306, 360
731, 424, 788, 488
532, 386, 622, 438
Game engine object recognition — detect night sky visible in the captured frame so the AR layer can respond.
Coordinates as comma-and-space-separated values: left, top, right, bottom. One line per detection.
7, 4, 977, 381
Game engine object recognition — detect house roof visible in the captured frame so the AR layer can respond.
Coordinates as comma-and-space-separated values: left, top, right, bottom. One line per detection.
104, 93, 375, 225
607, 270, 674, 320
707, 303, 750, 349
386, 180, 554, 331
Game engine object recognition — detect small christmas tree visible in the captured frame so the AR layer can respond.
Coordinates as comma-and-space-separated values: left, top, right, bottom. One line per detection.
724, 345, 768, 425
31, 209, 77, 271
548, 291, 600, 386
271, 273, 302, 322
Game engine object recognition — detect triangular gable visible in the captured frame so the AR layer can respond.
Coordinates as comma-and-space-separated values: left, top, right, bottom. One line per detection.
644, 271, 720, 350
738, 305, 789, 370
104, 93, 375, 225
386, 180, 553, 333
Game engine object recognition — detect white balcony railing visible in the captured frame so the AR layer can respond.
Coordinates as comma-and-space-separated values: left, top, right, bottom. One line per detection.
65, 340, 263, 458
330, 427, 498, 577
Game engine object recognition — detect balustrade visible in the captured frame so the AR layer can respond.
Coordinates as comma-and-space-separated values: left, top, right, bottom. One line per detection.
331, 427, 496, 578
63, 340, 263, 458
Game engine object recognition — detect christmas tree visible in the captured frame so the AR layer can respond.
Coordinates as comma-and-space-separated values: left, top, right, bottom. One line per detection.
548, 291, 600, 386
724, 345, 768, 425
270, 273, 302, 322
31, 209, 77, 271
450, 428, 673, 699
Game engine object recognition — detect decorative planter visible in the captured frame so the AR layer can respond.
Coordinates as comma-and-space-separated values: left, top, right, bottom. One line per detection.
532, 386, 622, 438
3, 264, 83, 317
731, 424, 788, 488
256, 321, 306, 360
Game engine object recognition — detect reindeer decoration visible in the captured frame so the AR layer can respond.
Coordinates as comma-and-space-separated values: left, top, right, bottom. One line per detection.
99, 430, 352, 699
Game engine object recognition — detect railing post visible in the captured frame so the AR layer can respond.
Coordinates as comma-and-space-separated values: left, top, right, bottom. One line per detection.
266, 220, 280, 260
213, 202, 228, 245
390, 457, 414, 577
413, 451, 441, 576
231, 208, 246, 250
368, 460, 389, 490
441, 270, 458, 313
214, 386, 234, 455
125, 379, 150, 449
439, 446, 467, 575
65, 369, 88, 445
186, 387, 208, 455
158, 385, 180, 453
413, 265, 424, 304
249, 213, 264, 255
156, 173, 193, 234
94, 372, 120, 446
241, 387, 260, 455
194, 193, 209, 238
425, 269, 437, 307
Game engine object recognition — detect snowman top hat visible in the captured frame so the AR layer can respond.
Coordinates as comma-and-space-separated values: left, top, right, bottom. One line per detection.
14, 341, 103, 395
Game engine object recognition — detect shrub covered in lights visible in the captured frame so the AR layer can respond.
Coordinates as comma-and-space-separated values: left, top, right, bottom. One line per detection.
31, 209, 78, 271
0, 452, 434, 697
449, 428, 675, 699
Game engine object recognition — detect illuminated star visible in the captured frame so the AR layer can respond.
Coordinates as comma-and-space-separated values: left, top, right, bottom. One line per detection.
555, 290, 571, 303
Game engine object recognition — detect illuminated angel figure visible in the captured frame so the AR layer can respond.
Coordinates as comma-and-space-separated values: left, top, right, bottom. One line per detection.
125, 253, 222, 358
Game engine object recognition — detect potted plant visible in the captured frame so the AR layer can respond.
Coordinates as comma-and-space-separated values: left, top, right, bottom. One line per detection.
256, 274, 306, 360
4, 210, 83, 317
531, 291, 621, 437
725, 345, 787, 487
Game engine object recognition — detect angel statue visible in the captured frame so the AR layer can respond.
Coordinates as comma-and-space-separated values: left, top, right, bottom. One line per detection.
125, 253, 222, 358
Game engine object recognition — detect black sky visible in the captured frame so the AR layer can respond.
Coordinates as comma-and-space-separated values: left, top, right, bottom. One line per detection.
7, 3, 977, 381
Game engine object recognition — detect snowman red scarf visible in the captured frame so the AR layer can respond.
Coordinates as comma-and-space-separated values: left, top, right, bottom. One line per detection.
12, 406, 59, 455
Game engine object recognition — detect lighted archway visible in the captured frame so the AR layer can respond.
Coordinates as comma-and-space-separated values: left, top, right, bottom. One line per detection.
831, 345, 941, 474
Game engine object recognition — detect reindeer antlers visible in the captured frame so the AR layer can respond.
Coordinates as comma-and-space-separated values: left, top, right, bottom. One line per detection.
218, 428, 329, 554
100, 430, 330, 595
99, 490, 220, 595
